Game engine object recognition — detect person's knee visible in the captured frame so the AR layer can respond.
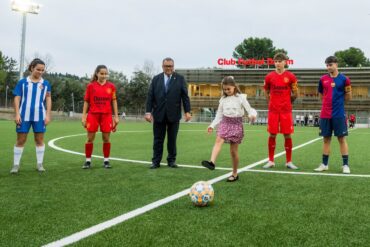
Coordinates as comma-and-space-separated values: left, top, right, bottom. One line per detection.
16, 138, 26, 146
338, 136, 346, 144
230, 149, 238, 158
323, 137, 331, 144
86, 137, 94, 143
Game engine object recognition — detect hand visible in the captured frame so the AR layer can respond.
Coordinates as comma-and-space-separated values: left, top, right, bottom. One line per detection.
207, 127, 213, 134
82, 115, 87, 128
44, 115, 51, 125
112, 116, 119, 132
184, 112, 192, 122
291, 95, 297, 103
114, 115, 120, 125
144, 113, 152, 123
248, 115, 257, 123
14, 113, 22, 125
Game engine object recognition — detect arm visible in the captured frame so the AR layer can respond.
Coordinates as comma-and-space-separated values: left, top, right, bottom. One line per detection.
82, 101, 89, 127
291, 81, 298, 103
44, 94, 52, 125
265, 90, 270, 104
208, 99, 223, 131
14, 96, 21, 125
263, 78, 270, 104
241, 95, 257, 123
112, 99, 119, 125
180, 77, 191, 122
145, 79, 155, 122
345, 84, 352, 102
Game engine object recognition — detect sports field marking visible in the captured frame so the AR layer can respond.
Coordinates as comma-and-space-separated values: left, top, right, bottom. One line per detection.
44, 135, 322, 247
246, 169, 370, 178
47, 132, 232, 171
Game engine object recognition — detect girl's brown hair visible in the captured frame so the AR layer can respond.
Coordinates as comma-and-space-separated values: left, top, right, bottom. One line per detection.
28, 58, 45, 72
92, 65, 108, 81
221, 76, 241, 97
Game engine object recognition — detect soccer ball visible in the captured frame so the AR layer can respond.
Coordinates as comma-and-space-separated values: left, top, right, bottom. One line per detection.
189, 181, 214, 206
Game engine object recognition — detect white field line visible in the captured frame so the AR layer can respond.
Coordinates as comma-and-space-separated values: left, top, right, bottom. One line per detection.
246, 169, 370, 178
47, 132, 232, 171
43, 134, 323, 247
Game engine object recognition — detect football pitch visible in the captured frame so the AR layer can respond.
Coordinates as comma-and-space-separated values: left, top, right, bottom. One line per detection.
1, 120, 370, 246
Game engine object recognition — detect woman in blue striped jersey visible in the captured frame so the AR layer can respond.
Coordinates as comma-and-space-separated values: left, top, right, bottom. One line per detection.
11, 58, 52, 174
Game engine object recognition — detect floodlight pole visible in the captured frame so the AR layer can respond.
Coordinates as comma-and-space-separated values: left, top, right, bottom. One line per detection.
11, 1, 41, 80
19, 12, 27, 80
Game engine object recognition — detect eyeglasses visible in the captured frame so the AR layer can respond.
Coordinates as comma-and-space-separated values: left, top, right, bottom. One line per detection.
163, 65, 174, 68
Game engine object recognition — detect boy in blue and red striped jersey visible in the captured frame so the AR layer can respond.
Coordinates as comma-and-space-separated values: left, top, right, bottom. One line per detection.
314, 56, 352, 174
11, 58, 52, 173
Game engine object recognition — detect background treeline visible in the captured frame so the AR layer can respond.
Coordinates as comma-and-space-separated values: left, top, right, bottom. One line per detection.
0, 51, 153, 115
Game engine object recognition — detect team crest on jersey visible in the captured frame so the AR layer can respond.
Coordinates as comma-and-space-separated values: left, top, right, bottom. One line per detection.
331, 82, 335, 87
284, 77, 289, 83
106, 88, 112, 94
39, 84, 44, 90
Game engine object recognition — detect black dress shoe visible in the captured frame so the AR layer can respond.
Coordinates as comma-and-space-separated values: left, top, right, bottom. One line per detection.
150, 164, 160, 169
168, 162, 178, 168
201, 160, 215, 170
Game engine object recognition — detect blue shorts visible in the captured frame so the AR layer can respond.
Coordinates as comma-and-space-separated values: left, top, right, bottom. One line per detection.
319, 118, 348, 137
16, 120, 46, 133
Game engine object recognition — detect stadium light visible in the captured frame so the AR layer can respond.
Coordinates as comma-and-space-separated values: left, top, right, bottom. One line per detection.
11, 0, 42, 80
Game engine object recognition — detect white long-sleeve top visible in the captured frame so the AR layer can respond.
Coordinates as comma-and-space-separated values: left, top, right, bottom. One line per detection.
209, 94, 258, 128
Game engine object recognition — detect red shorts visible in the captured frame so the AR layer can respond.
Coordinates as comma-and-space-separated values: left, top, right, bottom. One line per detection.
267, 112, 294, 134
86, 113, 113, 133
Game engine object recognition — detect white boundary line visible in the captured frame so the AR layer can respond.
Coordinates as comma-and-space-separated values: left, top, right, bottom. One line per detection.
47, 132, 232, 171
44, 134, 323, 247
246, 169, 370, 178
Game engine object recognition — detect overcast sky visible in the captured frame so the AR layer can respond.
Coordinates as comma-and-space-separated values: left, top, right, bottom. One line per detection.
1, 0, 369, 78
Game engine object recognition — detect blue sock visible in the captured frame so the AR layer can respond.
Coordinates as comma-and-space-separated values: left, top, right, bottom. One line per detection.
322, 154, 329, 166
342, 155, 349, 166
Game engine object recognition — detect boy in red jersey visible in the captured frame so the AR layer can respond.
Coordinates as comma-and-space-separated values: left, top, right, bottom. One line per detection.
81, 65, 119, 169
263, 53, 299, 169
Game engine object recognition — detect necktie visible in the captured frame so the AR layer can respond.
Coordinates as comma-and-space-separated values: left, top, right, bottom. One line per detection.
165, 76, 170, 92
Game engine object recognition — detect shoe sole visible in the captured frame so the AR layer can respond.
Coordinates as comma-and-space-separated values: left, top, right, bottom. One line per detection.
201, 161, 215, 170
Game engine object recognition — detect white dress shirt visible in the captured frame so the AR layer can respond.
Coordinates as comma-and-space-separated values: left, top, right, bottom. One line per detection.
209, 94, 257, 128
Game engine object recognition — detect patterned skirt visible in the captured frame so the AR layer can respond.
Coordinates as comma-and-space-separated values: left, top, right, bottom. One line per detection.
217, 116, 244, 144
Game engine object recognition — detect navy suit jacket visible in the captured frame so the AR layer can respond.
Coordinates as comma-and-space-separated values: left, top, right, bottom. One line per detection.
146, 72, 191, 123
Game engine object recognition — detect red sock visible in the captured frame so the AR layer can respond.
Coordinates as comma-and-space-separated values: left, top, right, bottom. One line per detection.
85, 143, 93, 158
285, 138, 293, 163
103, 142, 111, 158
268, 137, 276, 162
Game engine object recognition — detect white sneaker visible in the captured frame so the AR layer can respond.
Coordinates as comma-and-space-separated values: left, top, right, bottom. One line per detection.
10, 165, 20, 174
314, 164, 328, 172
37, 163, 46, 172
286, 162, 298, 170
342, 165, 350, 174
262, 161, 275, 169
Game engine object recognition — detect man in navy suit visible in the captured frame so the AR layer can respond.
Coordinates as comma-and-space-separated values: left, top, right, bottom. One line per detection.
145, 57, 191, 169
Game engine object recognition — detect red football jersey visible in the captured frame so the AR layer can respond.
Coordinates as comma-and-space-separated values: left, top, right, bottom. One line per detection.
264, 71, 298, 113
84, 81, 117, 114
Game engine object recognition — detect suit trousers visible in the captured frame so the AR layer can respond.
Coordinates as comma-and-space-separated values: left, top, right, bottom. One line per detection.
152, 118, 179, 165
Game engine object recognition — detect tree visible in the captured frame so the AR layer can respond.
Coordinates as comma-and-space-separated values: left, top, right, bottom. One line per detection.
334, 47, 370, 67
123, 70, 151, 115
0, 51, 18, 106
108, 70, 129, 112
232, 37, 288, 68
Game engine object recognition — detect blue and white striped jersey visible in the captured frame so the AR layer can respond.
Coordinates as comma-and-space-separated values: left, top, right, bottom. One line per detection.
13, 77, 51, 121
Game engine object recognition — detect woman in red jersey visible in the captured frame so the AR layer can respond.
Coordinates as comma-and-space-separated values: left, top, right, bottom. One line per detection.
81, 65, 119, 169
